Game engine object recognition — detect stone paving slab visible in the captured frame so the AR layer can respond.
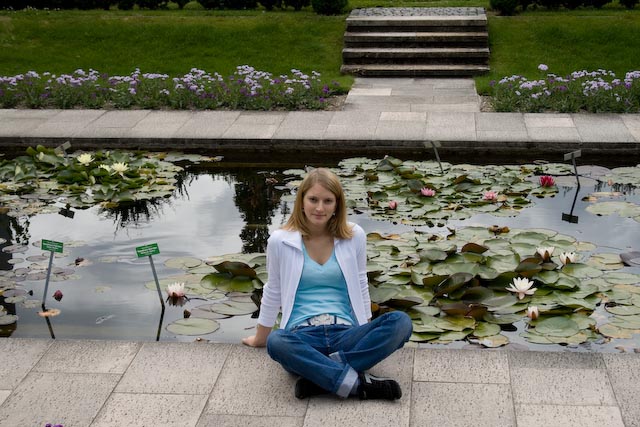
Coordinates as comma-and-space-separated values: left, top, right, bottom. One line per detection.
573, 113, 637, 143
0, 371, 120, 427
197, 414, 304, 427
0, 391, 10, 407
413, 348, 509, 383
203, 345, 308, 418
514, 404, 625, 427
375, 120, 426, 140
175, 110, 240, 139
603, 353, 640, 427
303, 348, 414, 427
411, 382, 515, 427
115, 342, 231, 394
34, 339, 140, 374
92, 393, 209, 427
0, 339, 639, 426
0, 338, 52, 389
511, 367, 616, 406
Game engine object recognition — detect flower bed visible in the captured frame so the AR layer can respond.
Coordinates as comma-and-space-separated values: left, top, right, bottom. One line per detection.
490, 64, 640, 113
0, 65, 342, 110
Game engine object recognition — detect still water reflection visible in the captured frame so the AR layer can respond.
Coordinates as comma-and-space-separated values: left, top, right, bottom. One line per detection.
0, 164, 639, 351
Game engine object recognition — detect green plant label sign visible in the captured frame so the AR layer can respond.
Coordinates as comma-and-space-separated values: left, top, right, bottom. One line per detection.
136, 243, 160, 258
41, 239, 63, 253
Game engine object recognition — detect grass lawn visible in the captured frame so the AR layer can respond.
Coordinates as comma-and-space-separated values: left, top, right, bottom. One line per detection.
479, 10, 640, 93
1, 3, 639, 94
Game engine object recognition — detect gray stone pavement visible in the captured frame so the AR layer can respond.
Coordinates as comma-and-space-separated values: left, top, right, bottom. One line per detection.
0, 78, 639, 161
0, 338, 639, 427
1, 78, 640, 426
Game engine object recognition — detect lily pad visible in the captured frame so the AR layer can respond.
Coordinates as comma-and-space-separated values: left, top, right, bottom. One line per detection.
478, 334, 509, 348
164, 257, 202, 270
598, 323, 633, 339
606, 305, 640, 316
604, 272, 640, 286
0, 312, 18, 324
205, 301, 257, 316
201, 273, 256, 293
473, 322, 502, 337
534, 316, 580, 337
166, 318, 220, 336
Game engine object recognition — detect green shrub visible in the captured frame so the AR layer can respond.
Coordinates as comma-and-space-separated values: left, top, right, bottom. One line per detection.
137, 0, 168, 8
283, 0, 309, 10
117, 0, 134, 8
224, 0, 257, 9
619, 0, 638, 8
311, 0, 346, 14
172, 0, 189, 8
491, 0, 518, 15
259, 0, 279, 9
197, 0, 222, 8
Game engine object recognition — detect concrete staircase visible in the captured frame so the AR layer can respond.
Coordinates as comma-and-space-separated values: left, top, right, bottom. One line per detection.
341, 8, 490, 77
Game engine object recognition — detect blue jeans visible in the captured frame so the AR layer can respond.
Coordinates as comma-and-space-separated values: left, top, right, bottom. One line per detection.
266, 311, 413, 398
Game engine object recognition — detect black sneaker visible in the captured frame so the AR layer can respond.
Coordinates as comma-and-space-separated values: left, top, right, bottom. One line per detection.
295, 377, 329, 399
357, 373, 402, 400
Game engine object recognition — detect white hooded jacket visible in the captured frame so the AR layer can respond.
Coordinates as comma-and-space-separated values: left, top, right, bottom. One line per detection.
257, 223, 372, 329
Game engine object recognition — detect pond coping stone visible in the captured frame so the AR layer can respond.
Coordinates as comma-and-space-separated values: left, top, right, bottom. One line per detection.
0, 338, 637, 426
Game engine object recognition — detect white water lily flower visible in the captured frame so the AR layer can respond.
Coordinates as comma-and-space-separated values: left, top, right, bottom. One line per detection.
536, 246, 554, 261
77, 153, 94, 166
527, 306, 539, 320
167, 282, 185, 298
111, 162, 129, 174
506, 277, 537, 300
560, 252, 577, 265
99, 164, 111, 172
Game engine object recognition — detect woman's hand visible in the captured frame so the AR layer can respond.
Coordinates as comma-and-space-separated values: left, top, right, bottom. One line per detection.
242, 324, 272, 347
242, 335, 266, 347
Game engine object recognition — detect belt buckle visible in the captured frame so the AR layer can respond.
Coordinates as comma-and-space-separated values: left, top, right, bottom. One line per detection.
310, 313, 332, 326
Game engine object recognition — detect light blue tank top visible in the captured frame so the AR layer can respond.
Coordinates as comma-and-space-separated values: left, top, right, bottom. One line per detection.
286, 244, 355, 330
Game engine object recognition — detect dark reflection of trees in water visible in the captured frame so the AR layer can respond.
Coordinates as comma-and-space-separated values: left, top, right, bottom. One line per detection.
99, 170, 191, 229
593, 181, 637, 195
99, 167, 288, 253
0, 213, 29, 338
228, 169, 286, 254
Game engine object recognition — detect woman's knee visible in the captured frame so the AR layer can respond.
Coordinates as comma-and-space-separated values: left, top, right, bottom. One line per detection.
266, 329, 287, 359
386, 311, 413, 340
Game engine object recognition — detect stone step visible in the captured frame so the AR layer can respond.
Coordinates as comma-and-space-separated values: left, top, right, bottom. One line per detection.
341, 8, 490, 77
342, 47, 490, 60
343, 31, 488, 44
340, 63, 490, 77
346, 15, 487, 29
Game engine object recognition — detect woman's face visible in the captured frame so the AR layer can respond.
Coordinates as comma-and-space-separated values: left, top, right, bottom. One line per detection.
303, 183, 337, 230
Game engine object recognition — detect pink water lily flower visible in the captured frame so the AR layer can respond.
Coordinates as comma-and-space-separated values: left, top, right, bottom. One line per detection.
167, 282, 185, 298
539, 175, 555, 187
527, 306, 539, 320
388, 201, 398, 210
420, 188, 436, 197
483, 191, 498, 201
506, 277, 537, 300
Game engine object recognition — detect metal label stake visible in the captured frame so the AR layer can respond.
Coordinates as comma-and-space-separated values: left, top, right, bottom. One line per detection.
423, 141, 443, 174
41, 239, 63, 308
136, 243, 165, 310
563, 149, 582, 188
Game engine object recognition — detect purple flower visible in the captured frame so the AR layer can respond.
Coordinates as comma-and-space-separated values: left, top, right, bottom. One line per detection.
538, 64, 549, 71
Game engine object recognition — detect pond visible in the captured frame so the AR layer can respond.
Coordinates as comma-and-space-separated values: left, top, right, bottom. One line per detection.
0, 152, 639, 353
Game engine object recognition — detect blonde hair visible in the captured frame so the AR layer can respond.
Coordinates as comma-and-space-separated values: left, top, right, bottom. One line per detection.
284, 168, 353, 239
